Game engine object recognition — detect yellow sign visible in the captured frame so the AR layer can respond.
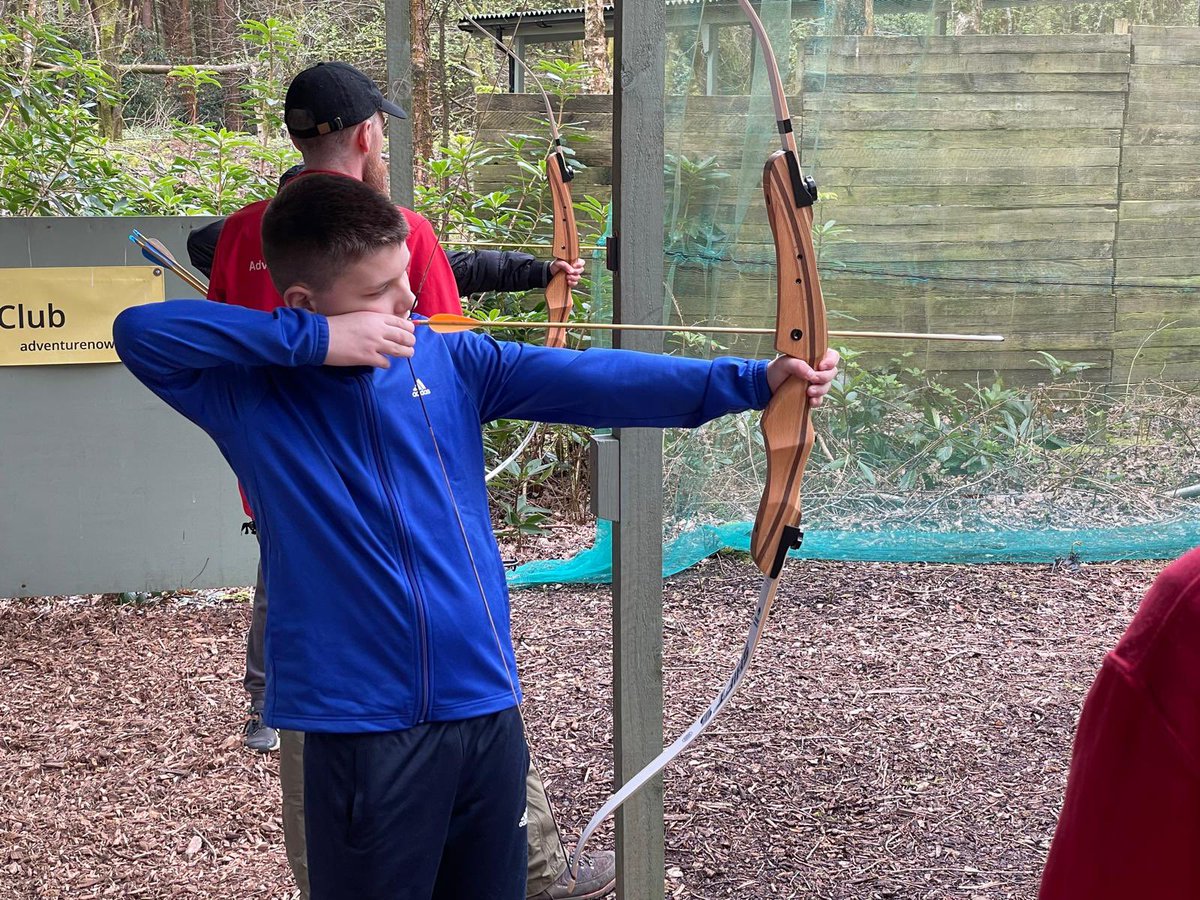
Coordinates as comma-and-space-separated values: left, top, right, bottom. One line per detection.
0, 266, 164, 366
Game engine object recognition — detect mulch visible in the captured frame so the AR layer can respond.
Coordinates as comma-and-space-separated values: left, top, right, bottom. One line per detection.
0, 552, 1160, 899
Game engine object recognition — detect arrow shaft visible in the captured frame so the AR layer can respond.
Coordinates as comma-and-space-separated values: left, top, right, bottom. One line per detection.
422, 318, 1004, 343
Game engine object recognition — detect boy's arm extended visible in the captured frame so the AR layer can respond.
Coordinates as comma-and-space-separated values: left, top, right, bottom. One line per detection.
447, 331, 771, 429
113, 299, 328, 423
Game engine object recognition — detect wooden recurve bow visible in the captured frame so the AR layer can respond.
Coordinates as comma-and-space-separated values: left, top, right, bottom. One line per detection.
544, 128, 578, 349
465, 15, 578, 348
568, 0, 823, 878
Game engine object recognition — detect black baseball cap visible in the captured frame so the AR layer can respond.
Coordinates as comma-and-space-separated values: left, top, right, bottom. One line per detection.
284, 62, 407, 138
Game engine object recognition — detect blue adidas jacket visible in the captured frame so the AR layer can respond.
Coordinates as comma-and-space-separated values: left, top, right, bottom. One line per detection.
114, 300, 771, 733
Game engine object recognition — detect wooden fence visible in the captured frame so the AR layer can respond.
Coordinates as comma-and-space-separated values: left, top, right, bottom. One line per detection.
476, 26, 1200, 385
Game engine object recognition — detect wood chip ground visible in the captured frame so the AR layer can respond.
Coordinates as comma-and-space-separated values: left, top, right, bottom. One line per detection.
0, 555, 1159, 899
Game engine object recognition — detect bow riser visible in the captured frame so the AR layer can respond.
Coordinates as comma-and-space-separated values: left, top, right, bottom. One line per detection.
545, 147, 578, 349
461, 14, 577, 350
764, 151, 826, 362
750, 151, 828, 579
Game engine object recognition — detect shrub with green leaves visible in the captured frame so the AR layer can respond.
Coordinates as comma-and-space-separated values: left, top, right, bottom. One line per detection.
0, 19, 298, 217
0, 21, 135, 215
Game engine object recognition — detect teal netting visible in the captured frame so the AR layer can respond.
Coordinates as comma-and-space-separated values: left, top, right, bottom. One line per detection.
509, 519, 1200, 587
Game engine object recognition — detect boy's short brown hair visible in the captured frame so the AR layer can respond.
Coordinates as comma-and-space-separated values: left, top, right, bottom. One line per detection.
261, 173, 409, 293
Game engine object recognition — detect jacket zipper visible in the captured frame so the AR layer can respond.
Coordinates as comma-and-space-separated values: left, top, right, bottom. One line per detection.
357, 374, 433, 723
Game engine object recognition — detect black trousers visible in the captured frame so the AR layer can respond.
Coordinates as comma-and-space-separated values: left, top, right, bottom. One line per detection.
304, 707, 529, 900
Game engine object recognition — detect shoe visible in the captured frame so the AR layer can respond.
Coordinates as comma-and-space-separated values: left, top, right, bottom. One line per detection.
242, 708, 280, 752
529, 851, 616, 900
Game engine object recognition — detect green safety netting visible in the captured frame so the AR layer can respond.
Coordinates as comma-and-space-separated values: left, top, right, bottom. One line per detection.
509, 520, 1200, 587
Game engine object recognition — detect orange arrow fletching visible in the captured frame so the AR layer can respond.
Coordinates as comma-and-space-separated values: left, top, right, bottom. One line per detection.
422, 313, 489, 334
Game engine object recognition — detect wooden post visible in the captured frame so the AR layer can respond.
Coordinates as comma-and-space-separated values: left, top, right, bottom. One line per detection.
513, 36, 527, 93
499, 28, 518, 93
611, 0, 666, 897
703, 23, 717, 95
384, 0, 416, 208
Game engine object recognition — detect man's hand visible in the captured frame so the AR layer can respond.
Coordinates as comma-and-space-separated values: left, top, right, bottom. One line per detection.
765, 347, 840, 407
324, 312, 416, 368
550, 258, 586, 287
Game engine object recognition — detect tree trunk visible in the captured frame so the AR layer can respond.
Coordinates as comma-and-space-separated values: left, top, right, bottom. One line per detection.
23, 0, 41, 70
213, 0, 242, 129
89, 0, 134, 138
953, 0, 984, 34
583, 0, 609, 91
830, 0, 874, 35
409, 0, 433, 186
438, 5, 449, 151
139, 0, 153, 31
159, 0, 195, 121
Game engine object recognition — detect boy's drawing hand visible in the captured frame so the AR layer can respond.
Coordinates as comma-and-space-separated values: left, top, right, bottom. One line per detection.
324, 312, 416, 368
766, 348, 840, 408
549, 258, 586, 286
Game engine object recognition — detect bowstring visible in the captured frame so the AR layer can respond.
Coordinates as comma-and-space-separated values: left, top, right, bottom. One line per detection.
405, 214, 571, 866
437, 2, 576, 865
404, 356, 524, 714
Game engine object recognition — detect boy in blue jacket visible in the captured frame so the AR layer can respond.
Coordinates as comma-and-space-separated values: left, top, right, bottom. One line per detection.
113, 174, 837, 900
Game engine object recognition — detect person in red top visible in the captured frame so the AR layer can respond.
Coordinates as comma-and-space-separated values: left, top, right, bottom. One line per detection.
205, 63, 466, 746
1039, 545, 1200, 900
204, 61, 608, 900
208, 187, 460, 316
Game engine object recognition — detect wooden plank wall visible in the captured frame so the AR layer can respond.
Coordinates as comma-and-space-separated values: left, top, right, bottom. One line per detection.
1114, 26, 1200, 382
473, 27, 1200, 385
801, 34, 1127, 382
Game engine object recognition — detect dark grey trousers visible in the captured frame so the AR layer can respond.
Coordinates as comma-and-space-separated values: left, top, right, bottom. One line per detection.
243, 562, 268, 710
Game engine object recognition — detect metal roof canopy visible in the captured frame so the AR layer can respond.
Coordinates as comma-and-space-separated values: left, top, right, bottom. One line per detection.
461, 0, 1081, 35
457, 0, 1073, 91
462, 0, 828, 92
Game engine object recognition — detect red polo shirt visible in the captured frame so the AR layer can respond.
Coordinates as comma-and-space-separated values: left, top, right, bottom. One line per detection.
1039, 546, 1200, 899
208, 171, 463, 516
208, 174, 462, 316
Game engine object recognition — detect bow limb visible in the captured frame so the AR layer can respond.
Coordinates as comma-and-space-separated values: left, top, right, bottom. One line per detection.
570, 572, 782, 876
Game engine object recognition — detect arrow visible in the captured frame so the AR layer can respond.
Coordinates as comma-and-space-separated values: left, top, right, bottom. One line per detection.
420, 313, 1004, 343
129, 230, 209, 295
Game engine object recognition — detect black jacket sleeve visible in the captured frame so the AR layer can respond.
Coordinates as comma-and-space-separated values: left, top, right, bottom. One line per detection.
446, 249, 553, 297
186, 219, 226, 280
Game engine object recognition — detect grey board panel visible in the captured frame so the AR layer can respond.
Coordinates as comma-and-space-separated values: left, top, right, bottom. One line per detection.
0, 216, 257, 597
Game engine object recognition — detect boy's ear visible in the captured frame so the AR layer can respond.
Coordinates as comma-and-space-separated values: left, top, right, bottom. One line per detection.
283, 284, 316, 311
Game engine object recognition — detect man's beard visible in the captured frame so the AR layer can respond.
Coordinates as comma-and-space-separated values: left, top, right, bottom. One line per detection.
364, 152, 390, 194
